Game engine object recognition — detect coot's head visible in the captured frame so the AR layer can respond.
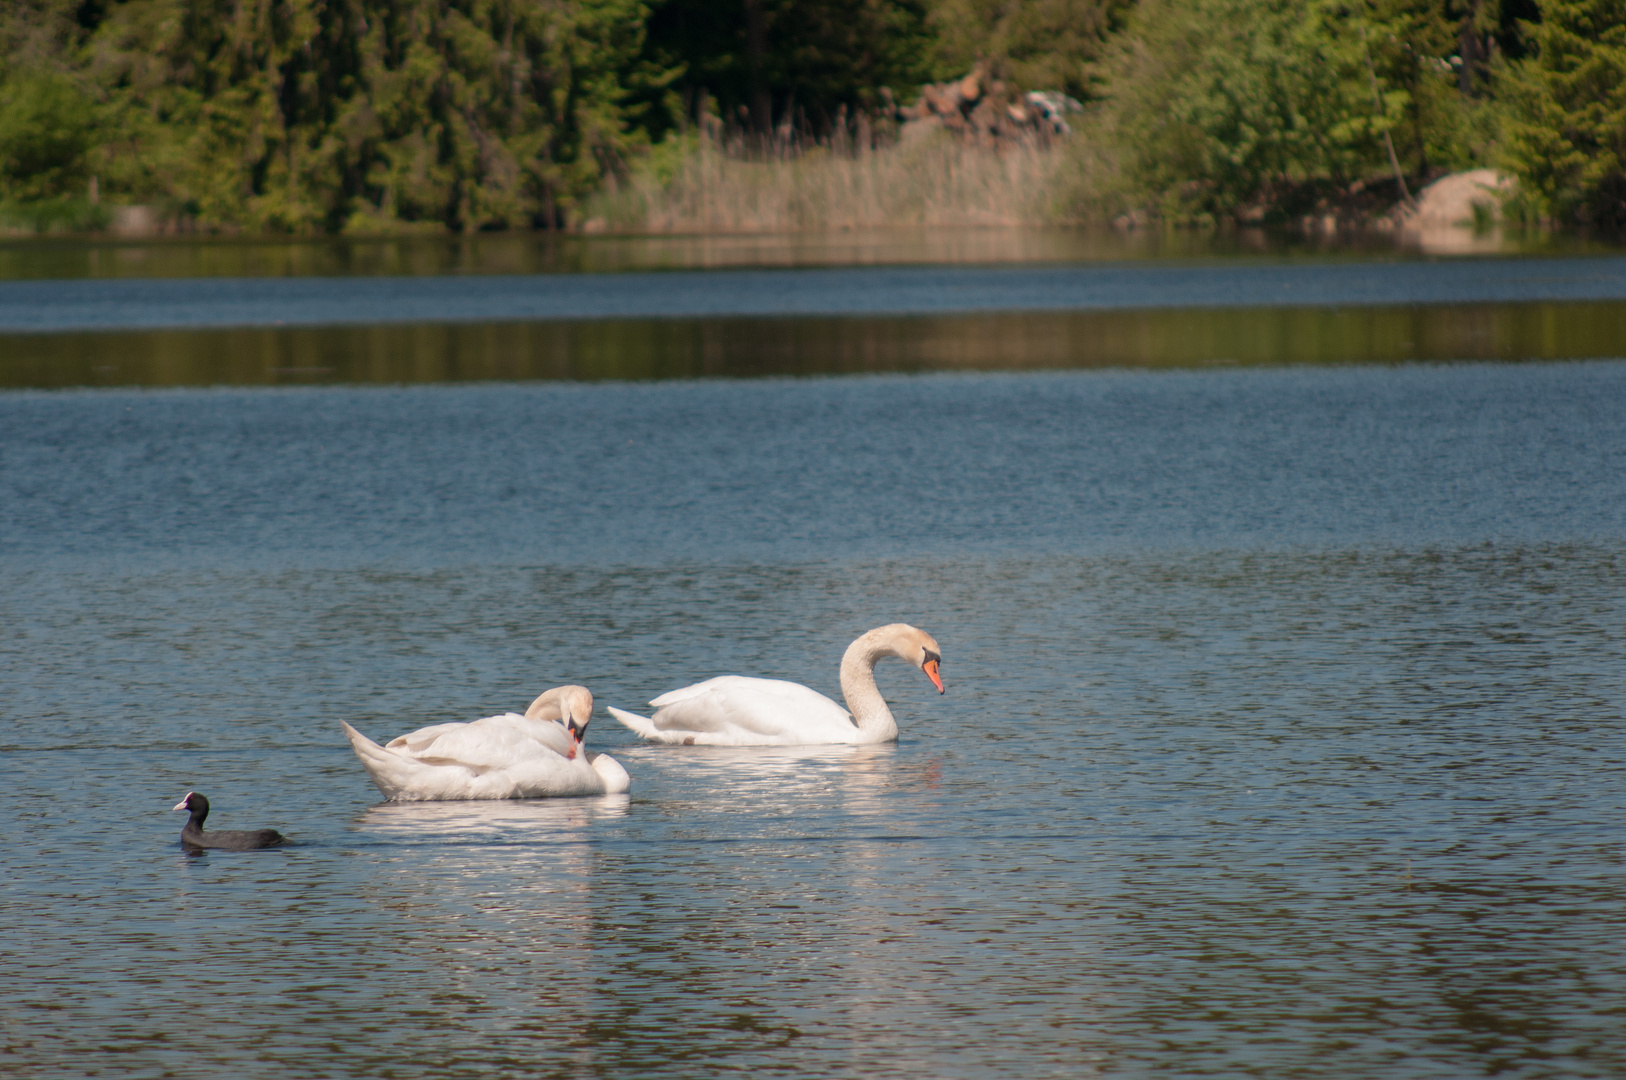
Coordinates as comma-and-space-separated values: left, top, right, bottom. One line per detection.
172, 791, 209, 814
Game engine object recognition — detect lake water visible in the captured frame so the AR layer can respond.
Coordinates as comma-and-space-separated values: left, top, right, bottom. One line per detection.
5, 229, 1626, 1077
6, 251, 1626, 387
0, 224, 1575, 282
4, 356, 1625, 1078
10, 257, 1626, 332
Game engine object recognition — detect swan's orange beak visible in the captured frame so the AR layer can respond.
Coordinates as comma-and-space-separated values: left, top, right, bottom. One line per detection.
923, 658, 944, 694
566, 719, 586, 759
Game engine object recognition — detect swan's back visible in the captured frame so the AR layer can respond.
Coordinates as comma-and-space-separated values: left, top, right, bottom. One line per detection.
386, 712, 575, 769
639, 676, 858, 745
342, 720, 617, 801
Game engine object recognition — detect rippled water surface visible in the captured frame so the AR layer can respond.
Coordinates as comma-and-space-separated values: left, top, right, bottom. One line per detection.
3, 363, 1625, 1078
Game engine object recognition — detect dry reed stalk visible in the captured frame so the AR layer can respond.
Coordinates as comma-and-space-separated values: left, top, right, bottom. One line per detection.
586, 128, 1097, 233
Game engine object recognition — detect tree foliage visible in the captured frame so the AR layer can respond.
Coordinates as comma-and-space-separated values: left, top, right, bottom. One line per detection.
1109, 0, 1395, 214
1500, 0, 1626, 226
0, 68, 98, 201
0, 0, 1617, 231
641, 0, 940, 137
20, 0, 670, 232
929, 0, 1131, 102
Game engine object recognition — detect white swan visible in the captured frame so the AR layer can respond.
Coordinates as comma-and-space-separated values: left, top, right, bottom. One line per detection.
341, 685, 631, 801
608, 624, 944, 746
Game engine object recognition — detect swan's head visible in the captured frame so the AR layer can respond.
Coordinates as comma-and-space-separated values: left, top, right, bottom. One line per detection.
525, 684, 595, 758
922, 646, 944, 693
870, 623, 945, 694
560, 686, 593, 757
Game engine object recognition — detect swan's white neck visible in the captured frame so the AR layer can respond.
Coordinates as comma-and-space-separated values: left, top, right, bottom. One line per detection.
838, 629, 904, 742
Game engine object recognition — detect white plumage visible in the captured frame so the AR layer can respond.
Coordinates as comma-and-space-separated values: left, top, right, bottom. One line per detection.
609, 624, 944, 747
341, 685, 630, 801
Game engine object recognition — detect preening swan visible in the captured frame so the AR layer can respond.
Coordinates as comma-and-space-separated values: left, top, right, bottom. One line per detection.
341, 685, 631, 801
608, 624, 944, 746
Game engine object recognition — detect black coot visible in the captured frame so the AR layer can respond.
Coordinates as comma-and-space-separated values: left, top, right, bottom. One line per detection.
172, 792, 288, 850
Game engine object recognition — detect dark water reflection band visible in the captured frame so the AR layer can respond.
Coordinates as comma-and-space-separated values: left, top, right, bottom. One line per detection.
5, 302, 1626, 389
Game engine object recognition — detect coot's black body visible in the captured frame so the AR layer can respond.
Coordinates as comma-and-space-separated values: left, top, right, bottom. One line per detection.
172, 792, 287, 851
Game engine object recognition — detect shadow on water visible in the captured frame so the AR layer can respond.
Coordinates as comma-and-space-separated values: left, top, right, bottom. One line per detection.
7, 301, 1626, 388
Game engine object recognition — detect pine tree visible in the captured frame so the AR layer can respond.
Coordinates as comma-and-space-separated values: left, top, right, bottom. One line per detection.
641, 0, 939, 138
1501, 0, 1626, 226
76, 0, 669, 232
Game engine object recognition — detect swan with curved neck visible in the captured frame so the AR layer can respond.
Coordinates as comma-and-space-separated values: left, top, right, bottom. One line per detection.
341, 685, 631, 800
608, 624, 944, 746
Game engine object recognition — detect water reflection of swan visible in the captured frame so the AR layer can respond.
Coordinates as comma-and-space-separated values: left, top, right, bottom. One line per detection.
609, 624, 944, 746
619, 741, 907, 822
348, 792, 619, 1018
356, 792, 630, 840
341, 686, 631, 801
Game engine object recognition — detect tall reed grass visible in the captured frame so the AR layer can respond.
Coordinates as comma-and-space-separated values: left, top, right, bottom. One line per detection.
584, 126, 1110, 233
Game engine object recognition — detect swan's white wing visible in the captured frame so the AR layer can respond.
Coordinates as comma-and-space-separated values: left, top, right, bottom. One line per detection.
391, 712, 574, 769
344, 721, 480, 801
642, 676, 858, 745
517, 718, 576, 759
385, 721, 470, 753
475, 754, 606, 799
650, 675, 836, 711
344, 721, 615, 801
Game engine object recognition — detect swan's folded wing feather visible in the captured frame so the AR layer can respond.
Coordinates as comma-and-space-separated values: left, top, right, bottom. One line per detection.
650, 676, 843, 711
385, 721, 469, 753
648, 677, 855, 741
516, 718, 576, 758
394, 713, 573, 769
344, 721, 477, 801
473, 754, 600, 799
345, 721, 608, 800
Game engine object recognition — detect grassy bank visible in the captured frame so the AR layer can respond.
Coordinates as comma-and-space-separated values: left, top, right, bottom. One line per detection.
583, 128, 1114, 233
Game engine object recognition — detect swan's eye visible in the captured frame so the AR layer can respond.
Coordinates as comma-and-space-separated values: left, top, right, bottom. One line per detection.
923, 649, 941, 667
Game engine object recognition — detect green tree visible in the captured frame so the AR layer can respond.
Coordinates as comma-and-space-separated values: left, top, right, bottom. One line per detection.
1500, 0, 1626, 226
81, 0, 667, 231
929, 0, 1131, 100
0, 68, 98, 201
1363, 0, 1479, 176
1109, 0, 1415, 217
641, 0, 940, 137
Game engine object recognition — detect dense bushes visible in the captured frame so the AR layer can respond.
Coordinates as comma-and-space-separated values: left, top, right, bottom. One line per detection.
0, 0, 1622, 231
1110, 0, 1389, 217
3, 0, 664, 231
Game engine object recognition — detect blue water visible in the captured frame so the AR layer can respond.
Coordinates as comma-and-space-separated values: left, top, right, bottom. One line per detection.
3, 361, 1625, 1078
4, 256, 1626, 331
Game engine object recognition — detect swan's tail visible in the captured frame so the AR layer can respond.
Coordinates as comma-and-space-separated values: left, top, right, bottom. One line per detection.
341, 721, 413, 800
607, 706, 663, 742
